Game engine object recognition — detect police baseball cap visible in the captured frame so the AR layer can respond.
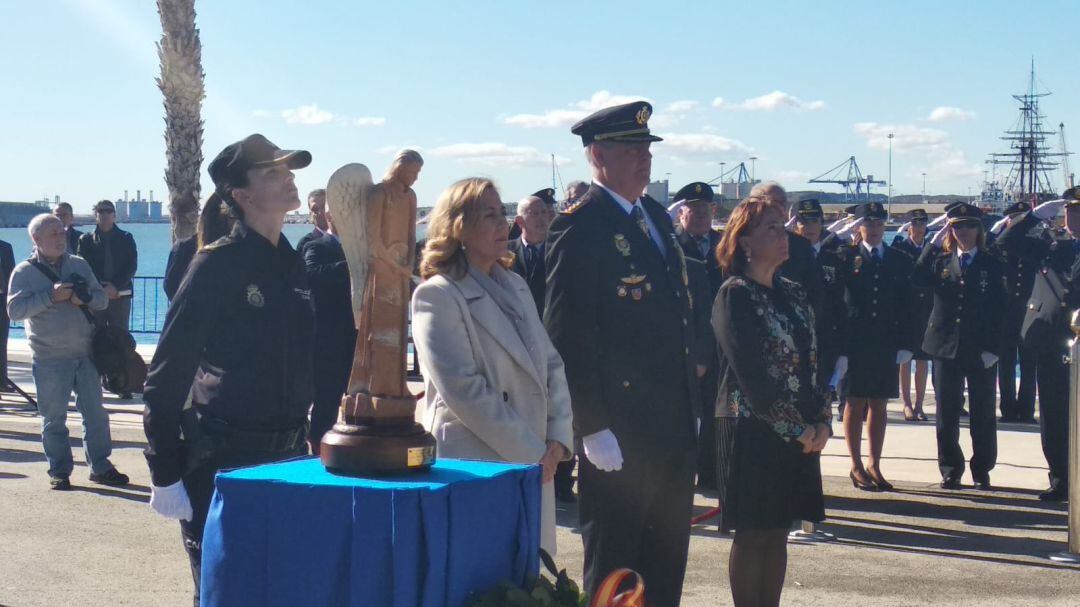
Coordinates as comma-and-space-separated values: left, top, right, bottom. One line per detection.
673, 182, 713, 204
853, 202, 887, 220
945, 202, 983, 224
794, 198, 823, 219
209, 134, 312, 190
532, 188, 557, 205
571, 101, 663, 146
905, 208, 929, 222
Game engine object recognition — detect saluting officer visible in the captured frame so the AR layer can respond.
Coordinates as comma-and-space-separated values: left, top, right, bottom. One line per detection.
142, 134, 315, 605
988, 201, 1039, 423
893, 209, 934, 421
995, 190, 1080, 501
913, 202, 1006, 490
545, 101, 697, 607
837, 202, 915, 491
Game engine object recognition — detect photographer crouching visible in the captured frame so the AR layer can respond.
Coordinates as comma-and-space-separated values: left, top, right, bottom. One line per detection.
7, 213, 128, 490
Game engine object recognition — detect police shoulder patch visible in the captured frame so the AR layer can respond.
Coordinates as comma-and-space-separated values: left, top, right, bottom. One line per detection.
200, 235, 237, 252
563, 198, 593, 215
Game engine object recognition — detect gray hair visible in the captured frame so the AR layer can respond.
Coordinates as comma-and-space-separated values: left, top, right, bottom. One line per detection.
384, 149, 424, 182
516, 196, 544, 218
307, 188, 326, 201
28, 213, 61, 239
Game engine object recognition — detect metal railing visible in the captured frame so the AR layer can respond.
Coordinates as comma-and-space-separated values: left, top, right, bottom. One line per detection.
9, 276, 166, 334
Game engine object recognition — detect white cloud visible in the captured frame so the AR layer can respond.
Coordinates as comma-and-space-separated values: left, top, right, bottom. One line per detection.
665, 100, 699, 113
253, 103, 385, 127
430, 142, 569, 167
501, 90, 651, 128
773, 170, 813, 183
713, 91, 826, 112
926, 106, 976, 122
377, 144, 425, 155
656, 133, 751, 157
853, 122, 981, 180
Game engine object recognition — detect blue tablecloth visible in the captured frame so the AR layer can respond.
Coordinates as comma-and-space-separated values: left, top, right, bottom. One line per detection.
200, 457, 541, 607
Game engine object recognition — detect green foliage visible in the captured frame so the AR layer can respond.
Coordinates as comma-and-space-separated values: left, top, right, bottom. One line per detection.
466, 566, 589, 607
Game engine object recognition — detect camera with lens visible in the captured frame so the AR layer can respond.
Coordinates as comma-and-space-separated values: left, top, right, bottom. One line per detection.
67, 274, 93, 304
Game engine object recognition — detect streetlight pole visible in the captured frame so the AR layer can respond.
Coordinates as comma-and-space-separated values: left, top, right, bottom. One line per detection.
749, 156, 758, 183
922, 172, 927, 203
887, 133, 894, 217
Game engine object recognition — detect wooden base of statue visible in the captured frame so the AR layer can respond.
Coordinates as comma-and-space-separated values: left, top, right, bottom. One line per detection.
320, 392, 436, 476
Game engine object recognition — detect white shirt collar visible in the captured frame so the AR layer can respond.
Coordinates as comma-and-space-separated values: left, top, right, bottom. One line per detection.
957, 246, 978, 261
595, 181, 640, 214
812, 241, 822, 254
860, 240, 885, 257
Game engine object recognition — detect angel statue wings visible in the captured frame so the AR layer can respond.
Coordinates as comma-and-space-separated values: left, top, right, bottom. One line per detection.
325, 150, 424, 425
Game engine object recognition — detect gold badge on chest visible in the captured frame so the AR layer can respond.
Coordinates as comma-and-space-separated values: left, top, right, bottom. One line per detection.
614, 233, 631, 257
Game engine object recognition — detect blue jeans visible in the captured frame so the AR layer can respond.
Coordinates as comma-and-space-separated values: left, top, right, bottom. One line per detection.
32, 356, 114, 478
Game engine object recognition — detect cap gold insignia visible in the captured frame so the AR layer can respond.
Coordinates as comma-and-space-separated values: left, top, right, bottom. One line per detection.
695, 184, 703, 194
941, 268, 951, 279
635, 106, 651, 125
246, 284, 265, 308
614, 233, 631, 256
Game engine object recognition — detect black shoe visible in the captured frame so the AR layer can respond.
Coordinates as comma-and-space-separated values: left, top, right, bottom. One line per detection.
555, 486, 577, 503
1038, 486, 1068, 502
972, 474, 992, 491
940, 478, 962, 490
1018, 416, 1037, 425
89, 468, 129, 487
999, 414, 1017, 423
49, 476, 71, 491
850, 471, 879, 492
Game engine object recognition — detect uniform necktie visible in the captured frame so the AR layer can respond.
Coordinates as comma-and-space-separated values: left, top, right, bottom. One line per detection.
697, 236, 709, 258
525, 244, 538, 271
871, 247, 881, 264
630, 205, 650, 240
960, 252, 971, 271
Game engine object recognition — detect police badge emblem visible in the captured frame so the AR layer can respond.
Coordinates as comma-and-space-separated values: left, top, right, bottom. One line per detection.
614, 233, 631, 257
246, 284, 265, 308
941, 268, 951, 279
853, 256, 863, 274
823, 266, 836, 283
635, 105, 651, 125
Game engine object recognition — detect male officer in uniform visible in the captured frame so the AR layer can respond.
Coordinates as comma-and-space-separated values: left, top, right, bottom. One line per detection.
672, 182, 722, 489
989, 201, 1038, 423
996, 189, 1080, 501
545, 101, 697, 607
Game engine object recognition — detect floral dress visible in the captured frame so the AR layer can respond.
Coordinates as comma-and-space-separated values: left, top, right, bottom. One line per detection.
711, 274, 831, 531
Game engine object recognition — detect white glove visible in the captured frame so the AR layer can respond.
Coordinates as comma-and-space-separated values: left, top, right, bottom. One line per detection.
582, 428, 623, 472
898, 222, 912, 236
1033, 198, 1067, 221
929, 225, 950, 248
928, 213, 949, 228
980, 351, 999, 368
990, 216, 1010, 235
150, 480, 193, 522
828, 356, 849, 390
826, 217, 850, 233
896, 350, 914, 365
785, 215, 798, 230
834, 218, 864, 241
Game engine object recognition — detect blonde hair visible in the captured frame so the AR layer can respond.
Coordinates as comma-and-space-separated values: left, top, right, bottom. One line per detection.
419, 177, 512, 280
941, 220, 985, 255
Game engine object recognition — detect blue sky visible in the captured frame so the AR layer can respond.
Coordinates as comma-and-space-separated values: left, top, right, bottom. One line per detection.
2, 0, 1078, 213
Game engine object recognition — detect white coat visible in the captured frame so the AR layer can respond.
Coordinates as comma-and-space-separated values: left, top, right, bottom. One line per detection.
411, 267, 574, 554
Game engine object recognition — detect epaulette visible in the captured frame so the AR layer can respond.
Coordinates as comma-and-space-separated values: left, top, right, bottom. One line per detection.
199, 235, 237, 253
562, 198, 593, 215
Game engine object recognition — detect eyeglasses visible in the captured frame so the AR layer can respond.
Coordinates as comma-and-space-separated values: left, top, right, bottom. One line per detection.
952, 222, 979, 230
96, 209, 115, 215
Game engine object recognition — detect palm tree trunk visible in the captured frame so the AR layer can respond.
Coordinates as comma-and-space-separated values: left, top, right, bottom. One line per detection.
156, 0, 204, 244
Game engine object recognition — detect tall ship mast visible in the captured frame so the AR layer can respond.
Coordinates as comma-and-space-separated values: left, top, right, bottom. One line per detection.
985, 61, 1068, 211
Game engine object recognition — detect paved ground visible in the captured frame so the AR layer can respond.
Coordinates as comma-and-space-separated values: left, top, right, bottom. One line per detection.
0, 346, 1077, 606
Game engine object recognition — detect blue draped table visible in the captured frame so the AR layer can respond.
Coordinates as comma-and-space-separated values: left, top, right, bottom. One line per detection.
199, 457, 541, 607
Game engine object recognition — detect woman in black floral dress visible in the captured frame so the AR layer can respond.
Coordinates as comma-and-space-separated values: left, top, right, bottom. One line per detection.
712, 187, 832, 607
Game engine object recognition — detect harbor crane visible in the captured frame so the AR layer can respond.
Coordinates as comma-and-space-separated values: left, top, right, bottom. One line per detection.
809, 156, 885, 201
1061, 123, 1075, 190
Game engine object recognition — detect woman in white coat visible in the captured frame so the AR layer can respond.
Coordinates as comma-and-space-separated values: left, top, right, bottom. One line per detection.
411, 177, 574, 555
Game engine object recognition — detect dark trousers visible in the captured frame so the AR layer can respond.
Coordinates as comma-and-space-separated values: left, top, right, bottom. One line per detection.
554, 455, 576, 494
1034, 345, 1069, 489
695, 368, 719, 488
934, 356, 998, 481
179, 438, 307, 607
0, 311, 8, 381
578, 447, 695, 607
998, 336, 1037, 419
94, 296, 131, 332
309, 341, 353, 446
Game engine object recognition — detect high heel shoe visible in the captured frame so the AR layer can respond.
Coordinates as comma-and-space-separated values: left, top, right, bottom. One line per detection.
915, 410, 928, 422
850, 471, 879, 492
903, 405, 916, 422
867, 468, 894, 491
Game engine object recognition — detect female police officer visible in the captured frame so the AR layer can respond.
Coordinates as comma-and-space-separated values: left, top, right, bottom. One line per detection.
142, 134, 315, 605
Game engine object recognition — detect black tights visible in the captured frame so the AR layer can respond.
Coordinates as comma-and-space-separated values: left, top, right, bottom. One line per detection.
729, 528, 789, 607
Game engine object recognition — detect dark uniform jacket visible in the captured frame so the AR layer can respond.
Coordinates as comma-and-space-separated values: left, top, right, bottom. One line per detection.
0, 239, 14, 306
988, 231, 1039, 340
544, 185, 698, 451
77, 226, 138, 292
164, 236, 198, 301
781, 233, 848, 379
839, 242, 916, 358
675, 226, 723, 297
506, 237, 547, 316
996, 211, 1080, 351
65, 226, 82, 254
296, 227, 324, 253
911, 245, 1006, 360
891, 238, 934, 354
143, 222, 315, 487
303, 233, 358, 359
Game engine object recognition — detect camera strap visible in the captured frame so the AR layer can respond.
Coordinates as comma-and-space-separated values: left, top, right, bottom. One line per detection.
29, 259, 96, 326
